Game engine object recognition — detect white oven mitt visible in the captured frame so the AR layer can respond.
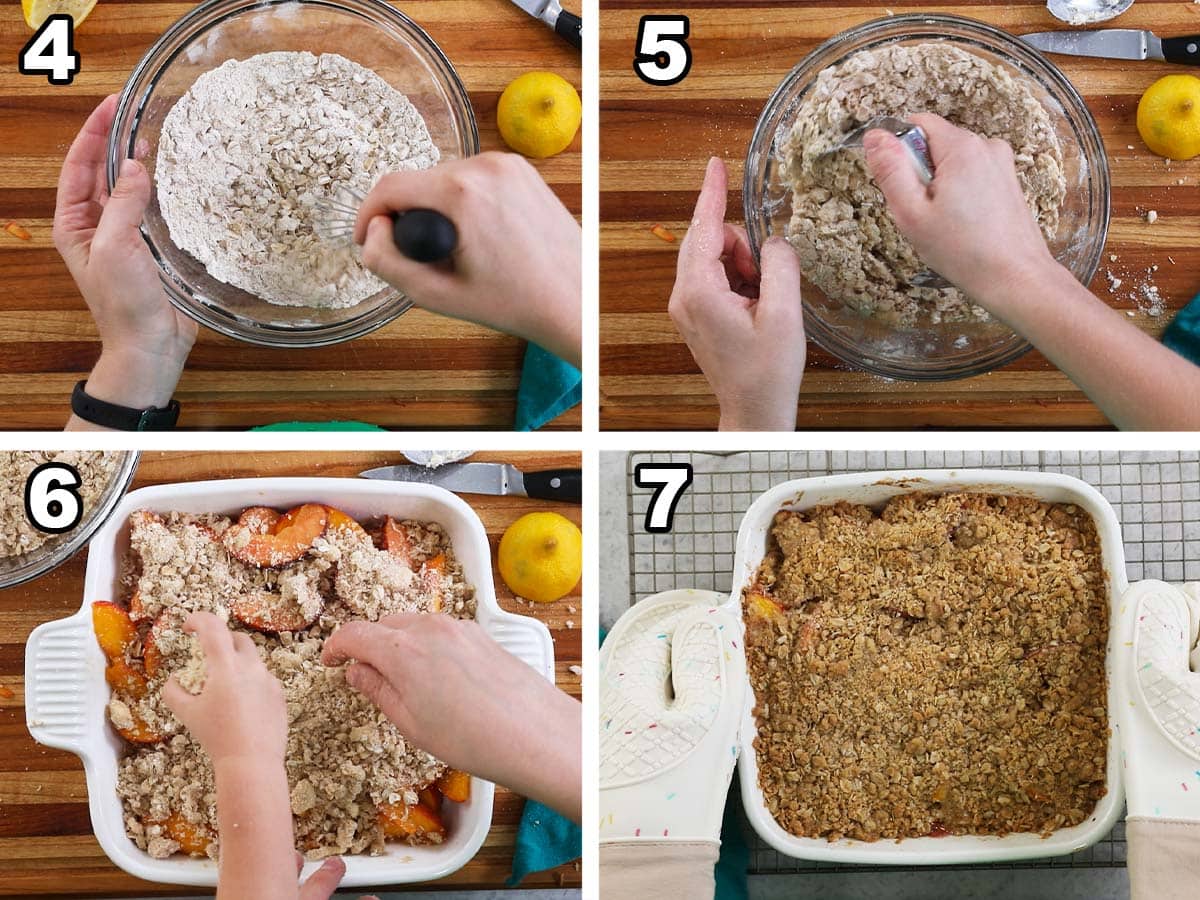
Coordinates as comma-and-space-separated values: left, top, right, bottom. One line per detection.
599, 589, 746, 900
1116, 580, 1200, 900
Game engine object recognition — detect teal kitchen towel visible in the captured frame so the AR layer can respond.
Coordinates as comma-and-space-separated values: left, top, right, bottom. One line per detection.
516, 343, 581, 431
506, 798, 583, 886
1163, 291, 1200, 367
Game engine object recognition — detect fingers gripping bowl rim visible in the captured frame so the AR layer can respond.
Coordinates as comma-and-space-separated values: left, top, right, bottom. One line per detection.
106, 0, 480, 348
743, 14, 1111, 382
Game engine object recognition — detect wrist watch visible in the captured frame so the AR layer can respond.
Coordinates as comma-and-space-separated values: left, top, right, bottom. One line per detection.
71, 381, 180, 431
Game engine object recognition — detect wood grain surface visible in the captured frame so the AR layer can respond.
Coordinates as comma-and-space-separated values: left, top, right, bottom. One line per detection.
0, 451, 583, 896
599, 0, 1200, 429
0, 2, 581, 430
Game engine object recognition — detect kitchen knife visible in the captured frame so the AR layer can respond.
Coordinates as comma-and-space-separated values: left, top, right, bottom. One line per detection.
1022, 29, 1200, 64
361, 462, 582, 504
509, 0, 581, 50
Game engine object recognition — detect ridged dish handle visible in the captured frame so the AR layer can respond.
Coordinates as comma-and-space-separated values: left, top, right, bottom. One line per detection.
24, 609, 93, 756
486, 612, 555, 682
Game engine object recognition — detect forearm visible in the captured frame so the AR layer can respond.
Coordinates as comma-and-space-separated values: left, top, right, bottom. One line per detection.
214, 759, 297, 900
977, 261, 1200, 430
493, 691, 582, 822
65, 346, 186, 431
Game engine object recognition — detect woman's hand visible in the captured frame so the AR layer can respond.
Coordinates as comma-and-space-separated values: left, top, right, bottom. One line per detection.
668, 157, 805, 431
355, 153, 581, 367
55, 95, 196, 428
162, 612, 286, 767
862, 112, 1056, 304
322, 613, 581, 822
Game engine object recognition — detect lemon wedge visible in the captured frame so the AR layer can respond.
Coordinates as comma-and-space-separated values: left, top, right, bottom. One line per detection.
22, 0, 98, 31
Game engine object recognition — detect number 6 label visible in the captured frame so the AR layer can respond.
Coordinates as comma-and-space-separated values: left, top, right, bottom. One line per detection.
25, 462, 84, 534
633, 15, 692, 86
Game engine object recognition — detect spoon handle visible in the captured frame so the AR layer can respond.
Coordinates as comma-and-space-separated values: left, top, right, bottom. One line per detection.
1162, 35, 1200, 65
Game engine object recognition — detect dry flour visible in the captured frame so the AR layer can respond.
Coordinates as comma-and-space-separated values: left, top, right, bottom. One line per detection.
156, 51, 439, 309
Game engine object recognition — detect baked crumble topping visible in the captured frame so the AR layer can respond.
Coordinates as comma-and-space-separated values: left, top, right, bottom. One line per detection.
103, 506, 475, 860
742, 492, 1108, 842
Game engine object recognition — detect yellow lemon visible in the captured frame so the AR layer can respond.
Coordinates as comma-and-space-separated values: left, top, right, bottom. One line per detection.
1137, 74, 1200, 160
22, 0, 98, 29
496, 72, 581, 159
498, 512, 582, 603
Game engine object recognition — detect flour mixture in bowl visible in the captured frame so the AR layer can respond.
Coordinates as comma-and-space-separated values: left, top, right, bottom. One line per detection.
780, 43, 1066, 326
0, 451, 119, 558
156, 51, 439, 309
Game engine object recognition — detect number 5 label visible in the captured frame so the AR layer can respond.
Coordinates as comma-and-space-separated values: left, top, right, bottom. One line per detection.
19, 15, 80, 85
25, 462, 84, 534
633, 15, 692, 87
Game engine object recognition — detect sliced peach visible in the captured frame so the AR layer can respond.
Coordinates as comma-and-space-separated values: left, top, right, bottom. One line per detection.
419, 786, 442, 813
115, 712, 166, 745
378, 800, 446, 841
229, 591, 320, 634
105, 658, 148, 699
325, 505, 367, 536
437, 769, 471, 803
425, 552, 447, 573
745, 591, 785, 626
92, 602, 137, 660
238, 506, 281, 533
225, 503, 327, 568
163, 812, 214, 856
143, 619, 164, 677
129, 509, 164, 532
383, 517, 416, 569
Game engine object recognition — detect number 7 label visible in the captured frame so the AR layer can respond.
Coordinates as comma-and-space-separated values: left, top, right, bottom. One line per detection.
634, 463, 693, 533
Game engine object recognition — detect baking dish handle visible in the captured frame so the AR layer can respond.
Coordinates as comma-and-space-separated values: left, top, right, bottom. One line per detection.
483, 609, 555, 683
24, 609, 94, 757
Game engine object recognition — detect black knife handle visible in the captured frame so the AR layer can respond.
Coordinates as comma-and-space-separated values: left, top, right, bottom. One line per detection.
391, 209, 457, 263
1162, 36, 1200, 65
524, 468, 582, 503
556, 9, 582, 50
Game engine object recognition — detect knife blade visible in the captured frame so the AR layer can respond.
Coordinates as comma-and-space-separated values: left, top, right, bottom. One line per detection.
360, 462, 582, 503
1022, 29, 1200, 65
509, 0, 582, 50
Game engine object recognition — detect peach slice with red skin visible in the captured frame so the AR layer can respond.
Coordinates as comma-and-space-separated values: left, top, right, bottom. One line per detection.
229, 591, 320, 634
325, 505, 367, 536
162, 812, 214, 856
143, 617, 165, 677
115, 712, 166, 745
418, 786, 442, 813
105, 658, 148, 699
437, 769, 471, 803
378, 798, 446, 841
225, 503, 327, 568
383, 517, 416, 569
128, 589, 151, 625
92, 602, 137, 660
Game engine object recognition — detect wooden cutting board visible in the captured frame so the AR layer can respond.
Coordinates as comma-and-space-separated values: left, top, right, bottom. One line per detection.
0, 451, 583, 895
0, 2, 581, 430
600, 0, 1199, 429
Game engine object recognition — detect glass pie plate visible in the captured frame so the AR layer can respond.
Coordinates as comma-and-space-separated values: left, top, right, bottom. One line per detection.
0, 452, 139, 590
744, 13, 1110, 381
106, 0, 479, 348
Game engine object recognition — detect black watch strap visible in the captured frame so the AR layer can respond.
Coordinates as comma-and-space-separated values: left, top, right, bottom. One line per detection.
71, 381, 180, 431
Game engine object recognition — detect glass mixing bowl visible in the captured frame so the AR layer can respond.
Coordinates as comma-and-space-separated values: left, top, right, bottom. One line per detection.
0, 452, 139, 590
107, 0, 478, 348
744, 14, 1110, 381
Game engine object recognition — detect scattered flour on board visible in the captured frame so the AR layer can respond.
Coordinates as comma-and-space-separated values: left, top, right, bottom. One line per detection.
156, 51, 439, 309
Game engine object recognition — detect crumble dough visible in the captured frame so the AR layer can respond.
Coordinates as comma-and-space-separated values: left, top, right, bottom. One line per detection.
0, 451, 119, 558
156, 51, 439, 309
780, 43, 1066, 326
112, 510, 474, 860
743, 493, 1108, 842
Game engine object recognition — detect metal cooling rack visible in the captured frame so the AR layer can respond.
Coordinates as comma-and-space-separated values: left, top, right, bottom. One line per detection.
624, 450, 1200, 874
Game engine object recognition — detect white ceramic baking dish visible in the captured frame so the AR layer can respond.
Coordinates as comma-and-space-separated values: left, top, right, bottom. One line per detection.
730, 469, 1126, 865
24, 477, 554, 888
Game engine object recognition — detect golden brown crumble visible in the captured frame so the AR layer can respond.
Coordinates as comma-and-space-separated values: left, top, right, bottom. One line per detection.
742, 493, 1108, 842
109, 507, 475, 860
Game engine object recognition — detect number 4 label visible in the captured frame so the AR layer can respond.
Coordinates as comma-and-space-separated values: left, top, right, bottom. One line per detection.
25, 462, 84, 534
633, 15, 692, 86
635, 463, 693, 533
19, 15, 80, 86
